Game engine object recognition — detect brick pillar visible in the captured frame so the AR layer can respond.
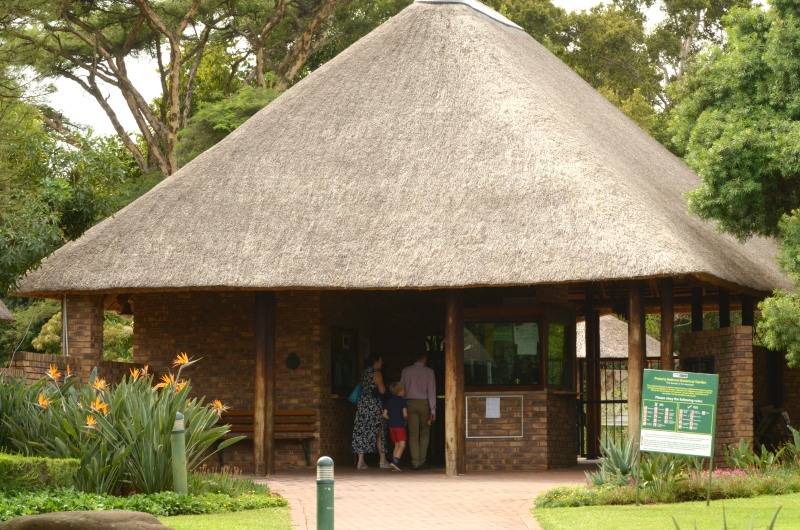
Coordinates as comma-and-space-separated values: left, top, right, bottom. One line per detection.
65, 295, 104, 382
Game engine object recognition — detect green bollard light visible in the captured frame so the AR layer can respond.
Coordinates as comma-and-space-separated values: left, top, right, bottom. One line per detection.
171, 411, 188, 495
316, 456, 334, 530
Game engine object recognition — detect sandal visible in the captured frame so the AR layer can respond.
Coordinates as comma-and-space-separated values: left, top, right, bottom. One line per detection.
379, 461, 391, 469
357, 462, 368, 470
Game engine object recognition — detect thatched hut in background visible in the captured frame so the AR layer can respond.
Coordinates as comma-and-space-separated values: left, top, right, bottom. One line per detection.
0, 300, 12, 321
14, 0, 796, 473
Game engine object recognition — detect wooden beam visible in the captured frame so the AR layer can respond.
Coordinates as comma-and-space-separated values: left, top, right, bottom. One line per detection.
585, 284, 601, 459
741, 295, 754, 326
718, 287, 730, 328
445, 291, 465, 476
627, 281, 646, 445
254, 292, 276, 476
659, 278, 674, 370
691, 287, 704, 332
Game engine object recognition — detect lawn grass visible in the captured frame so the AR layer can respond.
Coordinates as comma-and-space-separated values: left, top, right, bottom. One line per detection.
534, 492, 797, 530
160, 507, 291, 530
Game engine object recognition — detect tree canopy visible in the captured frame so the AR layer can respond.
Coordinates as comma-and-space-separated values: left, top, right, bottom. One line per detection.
668, 1, 800, 366
0, 0, 356, 176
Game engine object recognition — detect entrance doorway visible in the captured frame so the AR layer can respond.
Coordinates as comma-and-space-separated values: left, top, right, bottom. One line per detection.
577, 357, 660, 457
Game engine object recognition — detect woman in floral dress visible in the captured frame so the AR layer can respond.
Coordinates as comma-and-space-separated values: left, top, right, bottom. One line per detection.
352, 355, 389, 469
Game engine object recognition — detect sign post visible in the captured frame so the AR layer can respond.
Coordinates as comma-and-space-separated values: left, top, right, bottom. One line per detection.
640, 369, 719, 505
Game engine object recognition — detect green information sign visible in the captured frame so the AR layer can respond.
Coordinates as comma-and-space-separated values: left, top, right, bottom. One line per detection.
640, 369, 719, 458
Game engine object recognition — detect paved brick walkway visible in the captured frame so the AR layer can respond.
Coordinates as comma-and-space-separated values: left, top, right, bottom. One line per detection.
255, 464, 588, 530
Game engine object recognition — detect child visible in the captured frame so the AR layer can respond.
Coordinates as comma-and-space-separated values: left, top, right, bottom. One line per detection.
383, 381, 408, 472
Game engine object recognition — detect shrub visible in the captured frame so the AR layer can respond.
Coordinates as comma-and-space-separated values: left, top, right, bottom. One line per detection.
0, 299, 59, 359
535, 485, 601, 508
0, 488, 287, 521
0, 453, 79, 491
724, 438, 784, 472
189, 465, 271, 496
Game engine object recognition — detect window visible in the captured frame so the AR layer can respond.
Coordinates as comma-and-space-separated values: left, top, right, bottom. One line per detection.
331, 327, 359, 396
464, 321, 541, 387
547, 322, 571, 388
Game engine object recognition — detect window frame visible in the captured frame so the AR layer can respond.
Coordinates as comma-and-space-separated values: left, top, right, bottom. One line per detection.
463, 307, 545, 391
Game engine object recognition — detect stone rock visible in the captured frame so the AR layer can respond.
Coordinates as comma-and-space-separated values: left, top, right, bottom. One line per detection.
0, 510, 171, 529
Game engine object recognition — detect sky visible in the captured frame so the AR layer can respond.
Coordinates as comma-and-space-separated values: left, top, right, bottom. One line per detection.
46, 0, 650, 136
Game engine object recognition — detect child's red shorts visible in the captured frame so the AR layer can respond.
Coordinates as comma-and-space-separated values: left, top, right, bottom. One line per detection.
390, 427, 407, 443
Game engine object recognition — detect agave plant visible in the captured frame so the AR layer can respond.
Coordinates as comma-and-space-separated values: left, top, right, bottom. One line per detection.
585, 435, 638, 487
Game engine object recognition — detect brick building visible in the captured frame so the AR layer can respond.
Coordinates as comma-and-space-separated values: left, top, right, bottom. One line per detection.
15, 0, 793, 474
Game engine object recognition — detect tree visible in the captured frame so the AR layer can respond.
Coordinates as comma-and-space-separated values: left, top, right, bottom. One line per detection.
668, 1, 800, 366
647, 0, 752, 87
0, 63, 133, 295
0, 0, 354, 177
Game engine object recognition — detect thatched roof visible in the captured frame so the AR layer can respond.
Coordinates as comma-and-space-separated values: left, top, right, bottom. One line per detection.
576, 316, 661, 359
0, 299, 12, 321
17, 0, 791, 297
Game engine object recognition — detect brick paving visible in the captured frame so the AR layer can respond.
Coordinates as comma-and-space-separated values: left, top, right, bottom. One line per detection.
255, 463, 589, 530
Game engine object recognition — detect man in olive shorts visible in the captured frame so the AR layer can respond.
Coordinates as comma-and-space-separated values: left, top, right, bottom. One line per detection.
400, 353, 436, 470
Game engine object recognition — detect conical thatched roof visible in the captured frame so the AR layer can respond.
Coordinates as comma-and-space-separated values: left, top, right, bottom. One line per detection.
576, 316, 661, 359
0, 300, 12, 321
17, 0, 791, 297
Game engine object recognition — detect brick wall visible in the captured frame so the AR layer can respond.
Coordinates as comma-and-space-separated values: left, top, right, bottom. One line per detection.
65, 295, 104, 381
274, 291, 323, 469
680, 326, 754, 462
1, 351, 69, 382
132, 291, 258, 471
132, 290, 327, 471
547, 392, 578, 468
464, 391, 576, 471
2, 351, 134, 386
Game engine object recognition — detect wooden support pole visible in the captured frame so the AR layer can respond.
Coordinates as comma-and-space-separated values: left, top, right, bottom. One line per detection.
691, 287, 704, 332
585, 284, 601, 459
445, 291, 465, 476
254, 292, 276, 476
627, 281, 646, 445
718, 288, 730, 328
659, 278, 674, 371
741, 295, 754, 326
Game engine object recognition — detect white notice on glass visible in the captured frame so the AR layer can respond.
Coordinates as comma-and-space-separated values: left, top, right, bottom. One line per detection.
486, 397, 500, 419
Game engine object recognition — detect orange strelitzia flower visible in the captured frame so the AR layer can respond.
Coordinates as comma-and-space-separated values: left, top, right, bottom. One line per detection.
130, 367, 141, 380
173, 352, 191, 367
37, 393, 49, 410
154, 373, 175, 390
46, 364, 61, 381
141, 365, 149, 376
90, 397, 109, 416
65, 364, 72, 378
175, 380, 187, 392
212, 400, 228, 416
85, 415, 97, 428
92, 378, 108, 392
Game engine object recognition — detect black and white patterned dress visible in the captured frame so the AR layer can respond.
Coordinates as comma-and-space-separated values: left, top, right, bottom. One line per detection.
351, 367, 387, 454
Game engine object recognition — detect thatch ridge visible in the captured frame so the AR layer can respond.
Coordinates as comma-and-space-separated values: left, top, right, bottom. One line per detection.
16, 1, 792, 297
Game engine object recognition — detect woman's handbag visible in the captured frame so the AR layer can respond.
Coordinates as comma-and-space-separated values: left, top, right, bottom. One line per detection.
348, 383, 362, 404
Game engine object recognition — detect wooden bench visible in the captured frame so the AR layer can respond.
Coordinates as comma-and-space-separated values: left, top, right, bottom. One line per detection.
218, 409, 317, 466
